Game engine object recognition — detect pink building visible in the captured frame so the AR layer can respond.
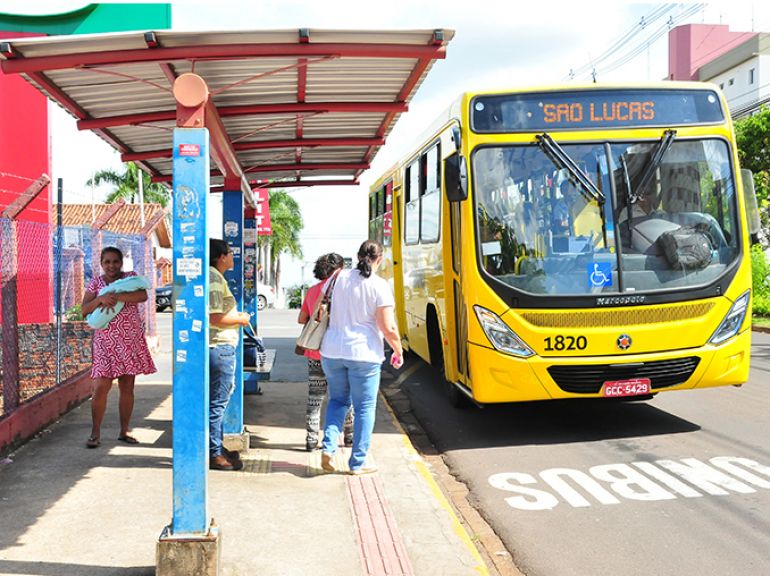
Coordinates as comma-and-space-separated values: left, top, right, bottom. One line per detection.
668, 24, 757, 81
669, 24, 770, 118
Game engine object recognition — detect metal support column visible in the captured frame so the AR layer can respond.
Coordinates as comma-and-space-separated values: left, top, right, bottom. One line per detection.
169, 127, 210, 534
242, 213, 263, 393
158, 73, 221, 576
222, 189, 246, 451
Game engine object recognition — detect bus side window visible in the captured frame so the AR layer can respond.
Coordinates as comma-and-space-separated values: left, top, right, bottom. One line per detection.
368, 193, 376, 240
383, 181, 393, 247
405, 161, 420, 244
421, 144, 441, 243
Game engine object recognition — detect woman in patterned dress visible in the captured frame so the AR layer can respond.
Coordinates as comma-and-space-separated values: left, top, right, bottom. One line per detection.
81, 246, 157, 448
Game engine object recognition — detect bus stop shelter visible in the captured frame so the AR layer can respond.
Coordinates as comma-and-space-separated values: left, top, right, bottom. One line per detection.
0, 27, 452, 573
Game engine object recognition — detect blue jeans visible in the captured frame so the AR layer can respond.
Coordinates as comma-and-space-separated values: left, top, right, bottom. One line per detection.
209, 344, 236, 457
321, 357, 381, 471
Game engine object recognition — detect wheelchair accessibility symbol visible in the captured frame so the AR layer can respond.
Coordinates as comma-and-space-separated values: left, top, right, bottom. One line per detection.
588, 262, 612, 288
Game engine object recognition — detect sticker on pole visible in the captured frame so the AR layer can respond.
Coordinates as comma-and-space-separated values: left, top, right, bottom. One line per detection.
177, 257, 202, 279
179, 144, 200, 157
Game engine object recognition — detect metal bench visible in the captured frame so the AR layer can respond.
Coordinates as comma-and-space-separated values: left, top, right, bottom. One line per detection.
244, 349, 276, 394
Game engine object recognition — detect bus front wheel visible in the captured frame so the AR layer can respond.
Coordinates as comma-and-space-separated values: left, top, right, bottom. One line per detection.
427, 309, 469, 409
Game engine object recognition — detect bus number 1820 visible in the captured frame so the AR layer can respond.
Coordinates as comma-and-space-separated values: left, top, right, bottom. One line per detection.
544, 335, 587, 351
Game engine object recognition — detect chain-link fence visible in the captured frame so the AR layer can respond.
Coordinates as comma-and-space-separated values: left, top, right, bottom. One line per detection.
1, 218, 157, 420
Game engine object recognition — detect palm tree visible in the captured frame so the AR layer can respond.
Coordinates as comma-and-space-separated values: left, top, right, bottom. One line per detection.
258, 189, 303, 292
87, 162, 171, 207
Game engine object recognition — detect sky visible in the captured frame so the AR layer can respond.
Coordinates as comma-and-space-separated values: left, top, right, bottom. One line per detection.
8, 0, 770, 289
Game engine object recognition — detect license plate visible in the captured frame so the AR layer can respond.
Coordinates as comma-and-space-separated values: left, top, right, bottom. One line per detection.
602, 378, 651, 398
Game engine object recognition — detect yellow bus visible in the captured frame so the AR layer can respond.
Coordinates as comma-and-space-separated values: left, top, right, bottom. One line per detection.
368, 82, 760, 406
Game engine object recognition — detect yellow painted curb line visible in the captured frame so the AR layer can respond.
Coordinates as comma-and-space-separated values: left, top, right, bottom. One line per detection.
380, 380, 490, 576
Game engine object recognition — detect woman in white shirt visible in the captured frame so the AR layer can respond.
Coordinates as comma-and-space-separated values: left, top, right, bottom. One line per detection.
320, 240, 403, 475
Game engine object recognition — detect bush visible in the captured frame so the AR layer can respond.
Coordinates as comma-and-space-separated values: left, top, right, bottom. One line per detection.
286, 283, 309, 309
751, 244, 770, 316
64, 303, 83, 321
754, 295, 770, 316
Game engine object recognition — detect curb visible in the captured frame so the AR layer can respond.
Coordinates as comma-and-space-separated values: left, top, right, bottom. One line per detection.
0, 370, 91, 456
379, 367, 525, 576
379, 388, 491, 576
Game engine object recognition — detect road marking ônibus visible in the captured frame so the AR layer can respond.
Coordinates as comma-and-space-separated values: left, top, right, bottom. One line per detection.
489, 456, 770, 510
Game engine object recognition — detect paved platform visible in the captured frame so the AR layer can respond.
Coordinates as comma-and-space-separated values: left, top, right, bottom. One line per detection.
0, 311, 488, 576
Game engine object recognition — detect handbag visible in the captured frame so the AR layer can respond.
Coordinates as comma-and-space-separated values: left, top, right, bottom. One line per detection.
295, 272, 339, 354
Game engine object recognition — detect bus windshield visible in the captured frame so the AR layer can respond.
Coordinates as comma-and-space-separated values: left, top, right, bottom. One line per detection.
474, 138, 740, 297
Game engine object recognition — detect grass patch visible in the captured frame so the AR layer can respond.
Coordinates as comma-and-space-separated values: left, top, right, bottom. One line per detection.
752, 315, 770, 329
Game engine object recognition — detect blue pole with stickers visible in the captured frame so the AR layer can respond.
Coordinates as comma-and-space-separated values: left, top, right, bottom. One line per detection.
170, 128, 210, 535
222, 190, 244, 437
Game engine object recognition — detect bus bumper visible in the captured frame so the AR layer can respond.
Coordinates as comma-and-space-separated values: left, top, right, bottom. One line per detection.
466, 328, 751, 403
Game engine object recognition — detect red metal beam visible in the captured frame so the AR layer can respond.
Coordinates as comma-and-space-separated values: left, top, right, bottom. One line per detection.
206, 99, 244, 184
24, 70, 162, 180
159, 62, 177, 84
243, 162, 368, 174
122, 137, 385, 162
1, 42, 447, 75
77, 101, 407, 131
252, 179, 359, 189
362, 55, 436, 167
2, 174, 50, 219
28, 71, 87, 120
209, 179, 359, 192
296, 56, 307, 169
139, 207, 168, 238
92, 199, 126, 230
202, 93, 254, 207
151, 162, 368, 183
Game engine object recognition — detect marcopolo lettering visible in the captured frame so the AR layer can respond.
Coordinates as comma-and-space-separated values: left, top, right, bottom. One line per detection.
596, 295, 646, 306
488, 456, 770, 511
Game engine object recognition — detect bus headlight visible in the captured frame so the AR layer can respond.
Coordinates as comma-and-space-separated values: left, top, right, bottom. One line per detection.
709, 290, 750, 345
474, 305, 534, 357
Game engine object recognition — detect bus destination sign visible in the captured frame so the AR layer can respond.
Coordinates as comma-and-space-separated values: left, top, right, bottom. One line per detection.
471, 89, 724, 132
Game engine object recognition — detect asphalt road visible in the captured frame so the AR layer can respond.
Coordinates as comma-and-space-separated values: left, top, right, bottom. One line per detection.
392, 330, 770, 576
156, 310, 770, 575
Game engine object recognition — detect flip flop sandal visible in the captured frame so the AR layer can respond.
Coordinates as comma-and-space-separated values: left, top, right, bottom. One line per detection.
117, 435, 140, 444
86, 437, 100, 449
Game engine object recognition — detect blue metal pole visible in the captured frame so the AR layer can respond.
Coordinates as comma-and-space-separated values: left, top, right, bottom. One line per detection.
171, 128, 210, 535
243, 216, 258, 325
222, 190, 244, 435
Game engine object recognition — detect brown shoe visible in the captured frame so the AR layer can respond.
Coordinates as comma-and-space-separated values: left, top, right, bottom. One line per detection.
321, 452, 335, 472
210, 454, 235, 471
227, 453, 244, 471
223, 448, 241, 462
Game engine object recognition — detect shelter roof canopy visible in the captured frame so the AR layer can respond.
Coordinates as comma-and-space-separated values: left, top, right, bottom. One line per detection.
0, 28, 454, 205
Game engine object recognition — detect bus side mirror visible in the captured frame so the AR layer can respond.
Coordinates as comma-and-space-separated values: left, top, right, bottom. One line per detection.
445, 152, 468, 202
741, 168, 761, 245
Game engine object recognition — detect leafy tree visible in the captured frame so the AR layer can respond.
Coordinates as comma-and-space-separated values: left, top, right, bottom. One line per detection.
258, 189, 303, 291
734, 107, 770, 243
750, 244, 770, 315
87, 162, 171, 207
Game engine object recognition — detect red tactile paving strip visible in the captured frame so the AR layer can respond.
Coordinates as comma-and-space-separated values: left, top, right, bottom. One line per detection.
346, 474, 415, 576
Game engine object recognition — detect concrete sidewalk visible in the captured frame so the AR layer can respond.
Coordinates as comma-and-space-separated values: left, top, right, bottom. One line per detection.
0, 312, 488, 576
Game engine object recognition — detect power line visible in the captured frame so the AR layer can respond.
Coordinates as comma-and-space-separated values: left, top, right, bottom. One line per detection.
594, 4, 706, 79
566, 3, 707, 82
566, 4, 677, 80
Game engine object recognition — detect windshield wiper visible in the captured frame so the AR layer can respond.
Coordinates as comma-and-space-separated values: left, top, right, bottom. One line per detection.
630, 129, 677, 202
536, 133, 605, 205
619, 154, 635, 246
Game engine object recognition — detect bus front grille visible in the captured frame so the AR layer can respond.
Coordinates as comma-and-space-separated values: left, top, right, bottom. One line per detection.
521, 303, 714, 328
547, 357, 701, 394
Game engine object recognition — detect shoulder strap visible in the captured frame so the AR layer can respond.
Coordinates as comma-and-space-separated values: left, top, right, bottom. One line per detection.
323, 270, 340, 301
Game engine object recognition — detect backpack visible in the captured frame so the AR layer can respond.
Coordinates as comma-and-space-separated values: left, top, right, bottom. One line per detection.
656, 223, 713, 270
